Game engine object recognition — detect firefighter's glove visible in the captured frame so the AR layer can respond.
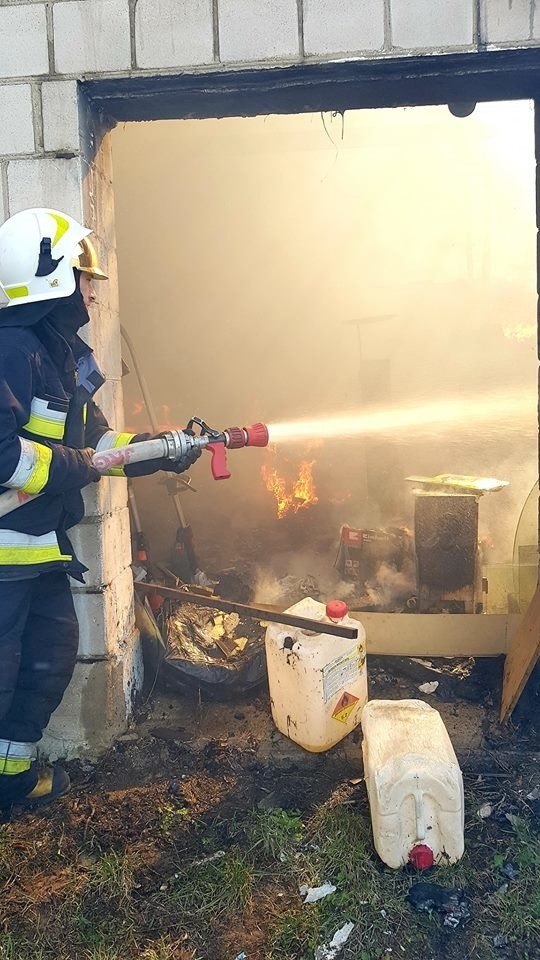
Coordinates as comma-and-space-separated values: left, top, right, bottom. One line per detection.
168, 444, 202, 474
76, 448, 101, 484
161, 430, 202, 475
125, 432, 202, 477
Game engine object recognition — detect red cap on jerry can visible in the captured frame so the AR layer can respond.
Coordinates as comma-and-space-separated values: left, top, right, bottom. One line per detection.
326, 600, 349, 620
408, 844, 434, 870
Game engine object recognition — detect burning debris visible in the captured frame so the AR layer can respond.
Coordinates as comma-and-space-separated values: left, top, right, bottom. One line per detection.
261, 458, 318, 519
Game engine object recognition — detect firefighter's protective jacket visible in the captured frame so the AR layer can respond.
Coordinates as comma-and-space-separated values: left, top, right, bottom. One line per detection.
0, 324, 135, 580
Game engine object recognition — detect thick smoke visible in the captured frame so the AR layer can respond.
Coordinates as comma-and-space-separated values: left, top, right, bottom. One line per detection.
111, 102, 538, 592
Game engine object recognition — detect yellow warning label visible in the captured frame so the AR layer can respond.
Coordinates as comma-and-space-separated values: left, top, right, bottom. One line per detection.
332, 691, 359, 724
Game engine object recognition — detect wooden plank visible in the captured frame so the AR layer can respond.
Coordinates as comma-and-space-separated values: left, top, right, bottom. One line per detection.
500, 583, 540, 722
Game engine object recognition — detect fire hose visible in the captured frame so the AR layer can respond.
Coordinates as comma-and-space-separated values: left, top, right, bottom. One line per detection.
0, 417, 269, 520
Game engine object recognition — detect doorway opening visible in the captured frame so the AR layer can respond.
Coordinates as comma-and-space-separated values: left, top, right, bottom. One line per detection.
111, 102, 538, 630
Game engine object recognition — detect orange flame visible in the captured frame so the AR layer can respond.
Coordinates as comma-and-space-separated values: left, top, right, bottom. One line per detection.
262, 460, 318, 519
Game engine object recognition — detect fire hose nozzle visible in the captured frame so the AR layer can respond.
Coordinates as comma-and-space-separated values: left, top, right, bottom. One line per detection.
164, 419, 269, 481
224, 422, 269, 450
243, 422, 269, 447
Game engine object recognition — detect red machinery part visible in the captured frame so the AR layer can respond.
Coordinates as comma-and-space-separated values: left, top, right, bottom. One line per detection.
408, 844, 434, 870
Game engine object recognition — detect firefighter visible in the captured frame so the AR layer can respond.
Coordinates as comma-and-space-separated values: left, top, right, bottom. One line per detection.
0, 208, 199, 810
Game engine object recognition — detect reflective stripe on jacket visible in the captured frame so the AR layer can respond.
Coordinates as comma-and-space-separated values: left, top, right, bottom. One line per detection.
0, 326, 123, 578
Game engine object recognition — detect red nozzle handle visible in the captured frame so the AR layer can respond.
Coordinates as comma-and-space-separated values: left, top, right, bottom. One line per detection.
206, 442, 231, 480
244, 422, 269, 447
206, 423, 268, 480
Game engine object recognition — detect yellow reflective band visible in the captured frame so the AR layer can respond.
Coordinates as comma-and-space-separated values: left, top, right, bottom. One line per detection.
0, 530, 71, 565
0, 546, 71, 564
0, 756, 32, 775
112, 432, 136, 448
21, 442, 52, 495
23, 413, 65, 441
50, 213, 70, 248
83, 403, 87, 425
7, 285, 29, 300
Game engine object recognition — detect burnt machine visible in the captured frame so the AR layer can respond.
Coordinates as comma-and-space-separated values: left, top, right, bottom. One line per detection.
408, 474, 508, 614
336, 475, 508, 614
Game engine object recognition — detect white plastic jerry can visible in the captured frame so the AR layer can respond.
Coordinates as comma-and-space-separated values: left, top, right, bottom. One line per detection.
361, 699, 464, 869
265, 597, 367, 753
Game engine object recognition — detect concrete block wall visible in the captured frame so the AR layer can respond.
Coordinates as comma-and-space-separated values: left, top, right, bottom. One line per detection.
1, 0, 539, 758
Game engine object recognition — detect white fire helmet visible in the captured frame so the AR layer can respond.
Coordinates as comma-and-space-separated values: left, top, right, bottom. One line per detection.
0, 208, 92, 309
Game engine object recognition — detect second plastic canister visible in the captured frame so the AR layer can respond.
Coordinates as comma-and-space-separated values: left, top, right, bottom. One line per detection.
265, 597, 367, 752
361, 698, 464, 869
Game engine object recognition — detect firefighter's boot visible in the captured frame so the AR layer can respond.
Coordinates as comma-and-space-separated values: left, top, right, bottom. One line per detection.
0, 764, 70, 811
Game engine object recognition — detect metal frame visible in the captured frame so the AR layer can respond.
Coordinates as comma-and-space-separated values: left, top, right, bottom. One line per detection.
85, 49, 540, 121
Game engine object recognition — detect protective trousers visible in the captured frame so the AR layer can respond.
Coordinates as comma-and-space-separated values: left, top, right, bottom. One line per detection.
0, 572, 78, 804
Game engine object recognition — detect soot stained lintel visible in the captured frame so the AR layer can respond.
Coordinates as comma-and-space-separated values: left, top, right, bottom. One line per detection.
83, 49, 540, 122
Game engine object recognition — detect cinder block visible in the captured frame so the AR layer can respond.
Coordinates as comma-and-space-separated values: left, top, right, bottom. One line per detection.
219, 0, 299, 62
53, 0, 131, 74
41, 636, 143, 759
480, 0, 532, 44
74, 566, 135, 658
82, 473, 129, 521
0, 176, 5, 224
0, 4, 49, 79
0, 84, 34, 156
391, 0, 474, 49
70, 506, 132, 588
304, 0, 385, 55
534, 4, 540, 37
41, 79, 80, 153
135, 0, 214, 68
7, 156, 83, 219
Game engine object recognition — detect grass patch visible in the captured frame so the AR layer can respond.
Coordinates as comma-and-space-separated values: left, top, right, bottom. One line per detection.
140, 939, 200, 960
171, 849, 254, 919
158, 802, 192, 838
245, 808, 304, 862
269, 908, 321, 959
81, 948, 123, 960
268, 803, 427, 959
87, 851, 137, 904
496, 818, 540, 942
0, 826, 15, 876
71, 910, 135, 950
0, 933, 46, 960
1, 763, 539, 960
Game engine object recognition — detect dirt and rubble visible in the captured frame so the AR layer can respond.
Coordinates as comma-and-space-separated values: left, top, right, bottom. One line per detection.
1, 659, 539, 960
